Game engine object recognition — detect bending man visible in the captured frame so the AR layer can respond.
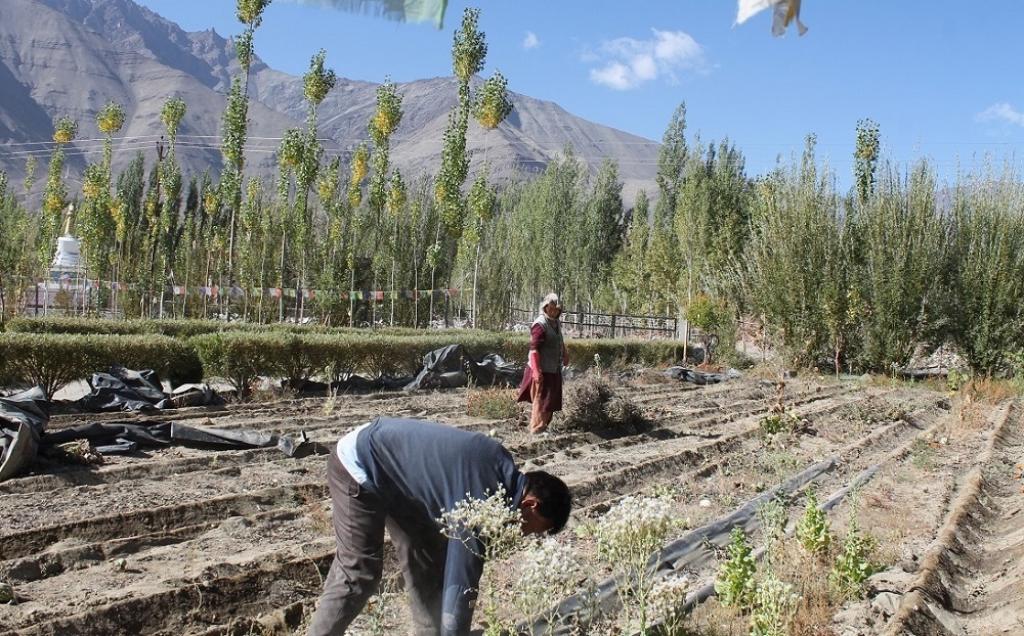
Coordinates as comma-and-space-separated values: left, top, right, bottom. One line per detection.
308, 417, 572, 636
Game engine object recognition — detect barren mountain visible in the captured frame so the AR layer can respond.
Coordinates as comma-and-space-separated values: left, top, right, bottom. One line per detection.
0, 0, 659, 203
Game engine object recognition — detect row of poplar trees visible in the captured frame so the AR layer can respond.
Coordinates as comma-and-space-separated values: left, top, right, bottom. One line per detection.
2, 3, 1023, 374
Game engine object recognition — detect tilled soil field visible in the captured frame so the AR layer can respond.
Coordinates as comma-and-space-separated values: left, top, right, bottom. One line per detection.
0, 375, 1019, 635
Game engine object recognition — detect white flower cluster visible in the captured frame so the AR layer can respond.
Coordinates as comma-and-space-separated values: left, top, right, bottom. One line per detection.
514, 536, 584, 619
648, 575, 691, 625
751, 570, 799, 636
593, 495, 679, 571
438, 487, 524, 560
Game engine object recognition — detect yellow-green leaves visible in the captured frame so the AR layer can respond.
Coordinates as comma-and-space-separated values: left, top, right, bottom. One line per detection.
96, 101, 126, 136
52, 117, 78, 145
368, 79, 403, 146
452, 8, 486, 85
236, 0, 272, 28
474, 72, 512, 130
161, 97, 187, 144
303, 49, 337, 107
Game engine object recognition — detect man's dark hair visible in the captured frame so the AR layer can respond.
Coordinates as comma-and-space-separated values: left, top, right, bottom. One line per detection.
524, 471, 571, 533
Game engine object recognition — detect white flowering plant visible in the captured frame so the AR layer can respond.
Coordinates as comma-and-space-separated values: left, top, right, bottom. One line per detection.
587, 495, 683, 634
438, 486, 524, 561
648, 575, 691, 635
750, 568, 799, 636
513, 536, 586, 633
438, 487, 526, 636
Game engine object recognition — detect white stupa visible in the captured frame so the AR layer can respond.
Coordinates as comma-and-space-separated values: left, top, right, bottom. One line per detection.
51, 204, 82, 271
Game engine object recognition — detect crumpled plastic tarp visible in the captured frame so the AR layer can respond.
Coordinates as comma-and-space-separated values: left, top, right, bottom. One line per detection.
282, 375, 415, 395
404, 344, 524, 391
76, 366, 171, 412
75, 366, 223, 412
663, 366, 742, 385
0, 368, 305, 482
0, 387, 50, 482
41, 420, 309, 459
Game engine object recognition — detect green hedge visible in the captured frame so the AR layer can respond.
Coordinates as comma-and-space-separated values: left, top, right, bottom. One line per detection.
188, 331, 518, 392
0, 333, 202, 398
189, 332, 682, 392
0, 327, 685, 398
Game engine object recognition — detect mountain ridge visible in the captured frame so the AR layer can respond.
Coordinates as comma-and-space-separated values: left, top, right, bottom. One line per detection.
0, 0, 659, 203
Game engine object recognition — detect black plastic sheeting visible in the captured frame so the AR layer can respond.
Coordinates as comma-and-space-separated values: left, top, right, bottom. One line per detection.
77, 367, 172, 412
76, 366, 223, 413
663, 366, 742, 385
0, 387, 50, 482
404, 344, 523, 391
282, 375, 414, 395
0, 365, 305, 482
43, 420, 308, 459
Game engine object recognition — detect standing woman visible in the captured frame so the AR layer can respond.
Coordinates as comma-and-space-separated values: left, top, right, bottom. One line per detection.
518, 293, 569, 433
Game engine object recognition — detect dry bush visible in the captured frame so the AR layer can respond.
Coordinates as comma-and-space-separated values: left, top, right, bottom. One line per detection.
465, 387, 519, 420
562, 377, 647, 432
961, 377, 1017, 403
773, 542, 839, 636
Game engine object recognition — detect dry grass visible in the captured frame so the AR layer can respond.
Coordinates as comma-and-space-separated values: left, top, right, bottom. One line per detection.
961, 377, 1018, 403
465, 387, 519, 420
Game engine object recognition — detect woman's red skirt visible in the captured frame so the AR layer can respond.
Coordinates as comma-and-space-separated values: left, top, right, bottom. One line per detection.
516, 367, 563, 412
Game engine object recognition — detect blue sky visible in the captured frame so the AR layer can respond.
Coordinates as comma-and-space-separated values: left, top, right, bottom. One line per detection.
137, 0, 1024, 185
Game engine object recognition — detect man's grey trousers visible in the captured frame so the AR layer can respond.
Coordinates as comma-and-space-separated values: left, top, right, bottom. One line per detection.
307, 452, 448, 635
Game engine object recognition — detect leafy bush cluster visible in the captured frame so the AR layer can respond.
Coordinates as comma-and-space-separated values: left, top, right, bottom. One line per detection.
716, 527, 758, 608
710, 492, 882, 636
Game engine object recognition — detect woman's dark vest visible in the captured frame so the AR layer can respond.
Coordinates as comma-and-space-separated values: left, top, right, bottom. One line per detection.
532, 315, 563, 374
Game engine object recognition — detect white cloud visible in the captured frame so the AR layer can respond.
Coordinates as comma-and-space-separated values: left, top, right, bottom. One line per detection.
588, 29, 706, 90
976, 102, 1024, 127
523, 31, 540, 50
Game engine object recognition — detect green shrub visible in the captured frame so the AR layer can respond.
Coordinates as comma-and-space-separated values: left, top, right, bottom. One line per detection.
6, 316, 149, 336
562, 338, 684, 369
0, 333, 201, 398
715, 527, 757, 609
795, 490, 832, 557
829, 519, 880, 599
188, 332, 297, 395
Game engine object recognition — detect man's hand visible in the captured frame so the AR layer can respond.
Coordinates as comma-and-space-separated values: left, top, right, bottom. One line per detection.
532, 369, 544, 392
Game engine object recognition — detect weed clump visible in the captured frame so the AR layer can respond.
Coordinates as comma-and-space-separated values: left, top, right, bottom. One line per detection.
829, 519, 880, 599
750, 569, 798, 636
563, 377, 647, 431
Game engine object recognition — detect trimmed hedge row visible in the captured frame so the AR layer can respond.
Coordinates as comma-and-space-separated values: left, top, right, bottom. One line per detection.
0, 330, 685, 398
0, 333, 202, 398
188, 331, 516, 392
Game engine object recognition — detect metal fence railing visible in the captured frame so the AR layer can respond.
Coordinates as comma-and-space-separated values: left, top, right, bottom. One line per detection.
510, 307, 681, 340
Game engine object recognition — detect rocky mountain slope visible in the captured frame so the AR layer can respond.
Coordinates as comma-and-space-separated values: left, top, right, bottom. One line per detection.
0, 0, 659, 203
